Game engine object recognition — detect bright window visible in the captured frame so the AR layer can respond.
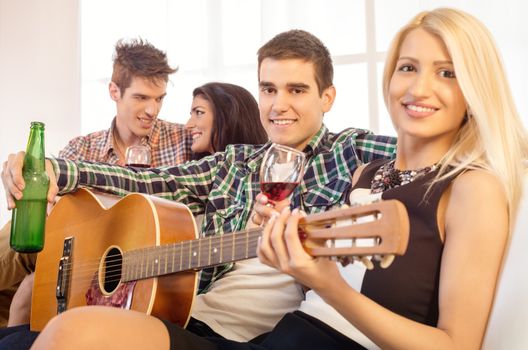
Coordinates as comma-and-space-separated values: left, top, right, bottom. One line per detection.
81, 0, 528, 136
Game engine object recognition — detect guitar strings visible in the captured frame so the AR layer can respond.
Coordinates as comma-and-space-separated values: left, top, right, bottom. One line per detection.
46, 215, 325, 276
57, 226, 263, 269
55, 235, 262, 275
37, 232, 263, 287
38, 214, 372, 288
38, 239, 262, 287
49, 217, 318, 273
58, 229, 263, 269
37, 205, 391, 294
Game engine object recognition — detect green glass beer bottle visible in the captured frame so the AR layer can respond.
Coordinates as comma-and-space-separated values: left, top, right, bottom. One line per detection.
10, 121, 50, 253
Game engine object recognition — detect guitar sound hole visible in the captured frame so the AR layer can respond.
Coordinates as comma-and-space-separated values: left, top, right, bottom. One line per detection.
103, 247, 123, 293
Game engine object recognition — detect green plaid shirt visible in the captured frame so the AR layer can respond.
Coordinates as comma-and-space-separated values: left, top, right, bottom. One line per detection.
51, 125, 396, 292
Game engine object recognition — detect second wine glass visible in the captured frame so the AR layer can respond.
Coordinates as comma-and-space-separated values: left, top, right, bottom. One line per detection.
125, 145, 151, 168
260, 143, 305, 203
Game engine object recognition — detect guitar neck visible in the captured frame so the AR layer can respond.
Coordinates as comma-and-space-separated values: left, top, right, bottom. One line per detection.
120, 200, 410, 282
122, 227, 263, 282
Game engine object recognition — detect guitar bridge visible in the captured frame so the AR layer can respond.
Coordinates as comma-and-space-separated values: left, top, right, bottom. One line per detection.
56, 237, 74, 314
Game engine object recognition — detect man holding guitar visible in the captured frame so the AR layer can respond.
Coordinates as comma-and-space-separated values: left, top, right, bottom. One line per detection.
2, 30, 397, 348
0, 38, 192, 344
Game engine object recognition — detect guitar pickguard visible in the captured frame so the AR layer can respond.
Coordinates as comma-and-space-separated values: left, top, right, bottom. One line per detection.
85, 273, 137, 309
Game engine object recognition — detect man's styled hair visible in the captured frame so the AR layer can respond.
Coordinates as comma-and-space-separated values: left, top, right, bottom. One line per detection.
257, 29, 333, 95
111, 38, 177, 94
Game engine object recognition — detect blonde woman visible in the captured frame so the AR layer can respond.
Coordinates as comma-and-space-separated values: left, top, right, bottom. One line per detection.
29, 8, 528, 350
256, 7, 528, 350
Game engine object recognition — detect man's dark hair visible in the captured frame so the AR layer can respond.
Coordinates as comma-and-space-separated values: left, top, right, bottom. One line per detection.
257, 30, 333, 95
111, 38, 177, 94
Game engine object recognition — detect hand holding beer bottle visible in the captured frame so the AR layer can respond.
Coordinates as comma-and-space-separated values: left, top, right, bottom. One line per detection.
9, 122, 50, 252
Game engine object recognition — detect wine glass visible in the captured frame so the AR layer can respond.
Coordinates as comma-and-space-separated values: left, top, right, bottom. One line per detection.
125, 145, 151, 168
260, 143, 305, 204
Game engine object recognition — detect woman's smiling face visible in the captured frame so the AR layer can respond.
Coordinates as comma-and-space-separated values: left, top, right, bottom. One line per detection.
186, 94, 215, 154
388, 28, 466, 149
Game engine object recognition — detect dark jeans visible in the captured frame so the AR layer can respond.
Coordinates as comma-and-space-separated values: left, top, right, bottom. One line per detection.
0, 317, 225, 350
163, 312, 366, 350
0, 324, 39, 350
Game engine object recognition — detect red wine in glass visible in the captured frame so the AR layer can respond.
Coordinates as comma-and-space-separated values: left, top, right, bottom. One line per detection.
260, 181, 300, 201
259, 144, 305, 204
125, 145, 151, 169
124, 163, 150, 169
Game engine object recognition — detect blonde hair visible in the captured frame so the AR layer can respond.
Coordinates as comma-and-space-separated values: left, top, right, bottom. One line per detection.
382, 8, 528, 226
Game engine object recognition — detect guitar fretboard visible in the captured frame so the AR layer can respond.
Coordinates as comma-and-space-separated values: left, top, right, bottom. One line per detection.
122, 227, 263, 281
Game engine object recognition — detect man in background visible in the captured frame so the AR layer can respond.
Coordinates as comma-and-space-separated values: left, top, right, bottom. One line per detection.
0, 38, 192, 327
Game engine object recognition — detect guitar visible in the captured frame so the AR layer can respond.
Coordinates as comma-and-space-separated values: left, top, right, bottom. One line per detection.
31, 188, 409, 331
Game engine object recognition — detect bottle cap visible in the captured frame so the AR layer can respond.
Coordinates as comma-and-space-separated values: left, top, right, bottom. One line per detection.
30, 121, 45, 128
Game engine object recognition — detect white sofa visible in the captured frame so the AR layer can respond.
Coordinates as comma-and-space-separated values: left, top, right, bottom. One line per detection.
482, 176, 528, 349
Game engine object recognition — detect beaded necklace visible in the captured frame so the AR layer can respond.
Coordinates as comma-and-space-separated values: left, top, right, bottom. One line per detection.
371, 159, 438, 194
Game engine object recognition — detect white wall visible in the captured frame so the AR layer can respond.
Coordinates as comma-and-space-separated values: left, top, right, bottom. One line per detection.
0, 0, 81, 226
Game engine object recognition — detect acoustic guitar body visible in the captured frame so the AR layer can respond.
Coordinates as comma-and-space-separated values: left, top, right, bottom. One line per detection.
31, 188, 198, 331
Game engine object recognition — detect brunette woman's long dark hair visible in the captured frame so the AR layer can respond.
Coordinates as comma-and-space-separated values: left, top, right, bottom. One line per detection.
191, 82, 267, 159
